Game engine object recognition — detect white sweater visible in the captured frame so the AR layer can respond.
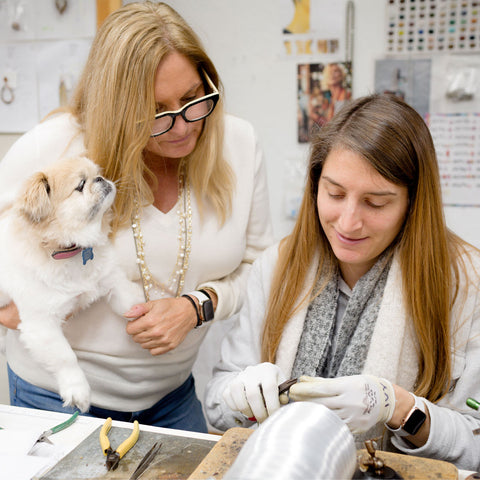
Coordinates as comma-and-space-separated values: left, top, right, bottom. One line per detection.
0, 112, 273, 411
205, 243, 480, 471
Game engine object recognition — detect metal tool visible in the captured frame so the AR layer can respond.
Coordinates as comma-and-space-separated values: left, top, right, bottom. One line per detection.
36, 411, 79, 444
99, 417, 140, 471
128, 442, 162, 480
278, 378, 298, 395
247, 378, 299, 422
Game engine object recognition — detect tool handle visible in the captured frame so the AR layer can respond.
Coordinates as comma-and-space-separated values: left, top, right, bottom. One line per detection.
117, 420, 140, 459
467, 397, 480, 411
51, 411, 79, 434
99, 417, 113, 455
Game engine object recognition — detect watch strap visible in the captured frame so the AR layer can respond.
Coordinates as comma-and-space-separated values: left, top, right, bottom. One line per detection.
182, 294, 202, 327
186, 290, 214, 323
386, 393, 426, 437
199, 289, 211, 300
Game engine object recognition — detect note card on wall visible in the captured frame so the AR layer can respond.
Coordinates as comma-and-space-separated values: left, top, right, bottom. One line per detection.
427, 112, 480, 206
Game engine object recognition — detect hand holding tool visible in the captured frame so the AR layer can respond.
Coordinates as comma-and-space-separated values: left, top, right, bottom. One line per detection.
99, 417, 140, 471
289, 374, 395, 434
223, 362, 286, 423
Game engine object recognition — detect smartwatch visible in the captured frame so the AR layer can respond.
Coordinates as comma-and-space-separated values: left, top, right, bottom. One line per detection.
187, 290, 214, 324
387, 394, 427, 437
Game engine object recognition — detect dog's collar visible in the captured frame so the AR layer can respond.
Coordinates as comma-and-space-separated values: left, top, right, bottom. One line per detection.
51, 245, 94, 265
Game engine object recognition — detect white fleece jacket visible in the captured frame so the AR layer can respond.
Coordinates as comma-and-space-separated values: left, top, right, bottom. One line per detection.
0, 112, 273, 411
205, 242, 480, 471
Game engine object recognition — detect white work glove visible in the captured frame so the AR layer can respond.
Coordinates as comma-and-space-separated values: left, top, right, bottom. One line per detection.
223, 362, 287, 423
288, 374, 396, 434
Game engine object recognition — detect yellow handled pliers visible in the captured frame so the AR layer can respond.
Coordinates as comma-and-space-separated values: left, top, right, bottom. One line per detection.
99, 417, 140, 471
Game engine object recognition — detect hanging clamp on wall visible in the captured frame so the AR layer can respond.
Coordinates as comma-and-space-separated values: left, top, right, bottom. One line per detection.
1, 77, 15, 105
55, 0, 68, 15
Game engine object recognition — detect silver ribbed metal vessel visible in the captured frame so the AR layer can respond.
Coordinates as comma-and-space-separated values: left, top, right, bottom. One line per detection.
223, 402, 357, 480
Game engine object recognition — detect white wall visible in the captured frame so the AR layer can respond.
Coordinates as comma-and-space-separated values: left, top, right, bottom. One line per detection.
165, 0, 389, 241
1, 0, 479, 409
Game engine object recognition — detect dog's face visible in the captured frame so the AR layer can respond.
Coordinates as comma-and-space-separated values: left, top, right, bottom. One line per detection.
14, 156, 116, 249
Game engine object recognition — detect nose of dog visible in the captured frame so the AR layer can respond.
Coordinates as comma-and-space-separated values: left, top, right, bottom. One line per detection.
94, 176, 114, 196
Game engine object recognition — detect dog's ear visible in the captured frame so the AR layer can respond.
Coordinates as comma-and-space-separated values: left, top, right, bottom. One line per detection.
18, 172, 52, 223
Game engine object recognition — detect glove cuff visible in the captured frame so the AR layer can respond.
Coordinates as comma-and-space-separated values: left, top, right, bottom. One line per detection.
385, 393, 426, 437
375, 377, 396, 424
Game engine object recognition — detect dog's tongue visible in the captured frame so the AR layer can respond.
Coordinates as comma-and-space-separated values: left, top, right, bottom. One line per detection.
51, 245, 82, 260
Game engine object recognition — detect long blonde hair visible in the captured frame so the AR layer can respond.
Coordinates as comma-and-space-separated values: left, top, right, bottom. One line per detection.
262, 94, 471, 402
67, 1, 233, 233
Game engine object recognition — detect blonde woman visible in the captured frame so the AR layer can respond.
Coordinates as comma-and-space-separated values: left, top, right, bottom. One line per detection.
322, 62, 351, 120
205, 94, 480, 470
0, 2, 272, 432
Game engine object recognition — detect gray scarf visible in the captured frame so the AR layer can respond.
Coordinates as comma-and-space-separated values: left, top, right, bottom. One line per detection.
292, 252, 392, 379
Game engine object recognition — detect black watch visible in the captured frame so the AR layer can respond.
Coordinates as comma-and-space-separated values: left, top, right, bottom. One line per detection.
387, 394, 426, 437
187, 290, 214, 324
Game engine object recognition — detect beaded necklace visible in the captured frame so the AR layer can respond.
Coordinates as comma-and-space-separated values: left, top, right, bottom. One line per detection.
132, 162, 192, 301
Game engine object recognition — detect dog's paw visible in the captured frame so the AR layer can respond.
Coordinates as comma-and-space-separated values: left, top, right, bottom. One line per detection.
58, 371, 91, 413
109, 281, 145, 316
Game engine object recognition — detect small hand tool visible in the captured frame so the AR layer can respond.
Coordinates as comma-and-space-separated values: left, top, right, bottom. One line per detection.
278, 378, 298, 395
129, 442, 162, 480
36, 411, 79, 444
99, 417, 140, 471
247, 378, 298, 422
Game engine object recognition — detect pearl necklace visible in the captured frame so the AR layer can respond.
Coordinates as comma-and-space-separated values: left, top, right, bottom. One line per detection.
132, 163, 192, 301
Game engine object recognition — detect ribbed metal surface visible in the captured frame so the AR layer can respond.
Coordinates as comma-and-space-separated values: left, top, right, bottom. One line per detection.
223, 402, 356, 480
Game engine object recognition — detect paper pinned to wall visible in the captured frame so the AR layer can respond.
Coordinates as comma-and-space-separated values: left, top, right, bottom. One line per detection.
280, 0, 348, 59
430, 55, 480, 114
427, 113, 480, 206
374, 58, 432, 118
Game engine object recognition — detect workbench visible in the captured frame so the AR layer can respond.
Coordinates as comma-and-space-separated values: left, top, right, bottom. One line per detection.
0, 404, 219, 479
0, 403, 476, 480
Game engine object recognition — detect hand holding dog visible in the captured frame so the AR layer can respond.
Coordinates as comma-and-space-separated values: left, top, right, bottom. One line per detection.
0, 302, 20, 330
0, 302, 75, 330
125, 297, 198, 355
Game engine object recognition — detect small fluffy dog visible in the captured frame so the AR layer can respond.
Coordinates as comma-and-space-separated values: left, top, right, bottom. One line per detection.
0, 156, 144, 412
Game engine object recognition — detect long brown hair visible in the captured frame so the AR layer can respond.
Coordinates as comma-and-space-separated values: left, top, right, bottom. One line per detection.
262, 93, 470, 402
67, 1, 233, 234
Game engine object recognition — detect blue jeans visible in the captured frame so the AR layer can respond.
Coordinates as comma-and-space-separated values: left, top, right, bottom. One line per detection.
8, 365, 207, 433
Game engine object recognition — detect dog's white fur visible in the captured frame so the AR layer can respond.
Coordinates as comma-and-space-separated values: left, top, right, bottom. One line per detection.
0, 156, 144, 412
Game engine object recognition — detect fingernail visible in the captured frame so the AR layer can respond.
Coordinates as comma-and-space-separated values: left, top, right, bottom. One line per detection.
124, 306, 138, 317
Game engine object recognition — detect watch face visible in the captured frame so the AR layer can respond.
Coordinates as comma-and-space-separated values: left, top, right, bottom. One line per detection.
403, 408, 426, 435
202, 300, 214, 322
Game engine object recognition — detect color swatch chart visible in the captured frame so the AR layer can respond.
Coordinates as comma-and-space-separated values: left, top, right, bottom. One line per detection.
427, 112, 480, 206
386, 0, 480, 54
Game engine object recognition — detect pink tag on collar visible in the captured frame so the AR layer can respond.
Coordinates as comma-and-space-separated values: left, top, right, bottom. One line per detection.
51, 246, 83, 260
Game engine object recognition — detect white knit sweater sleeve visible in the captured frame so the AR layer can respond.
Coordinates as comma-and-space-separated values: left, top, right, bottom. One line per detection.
204, 243, 279, 431
391, 250, 480, 471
